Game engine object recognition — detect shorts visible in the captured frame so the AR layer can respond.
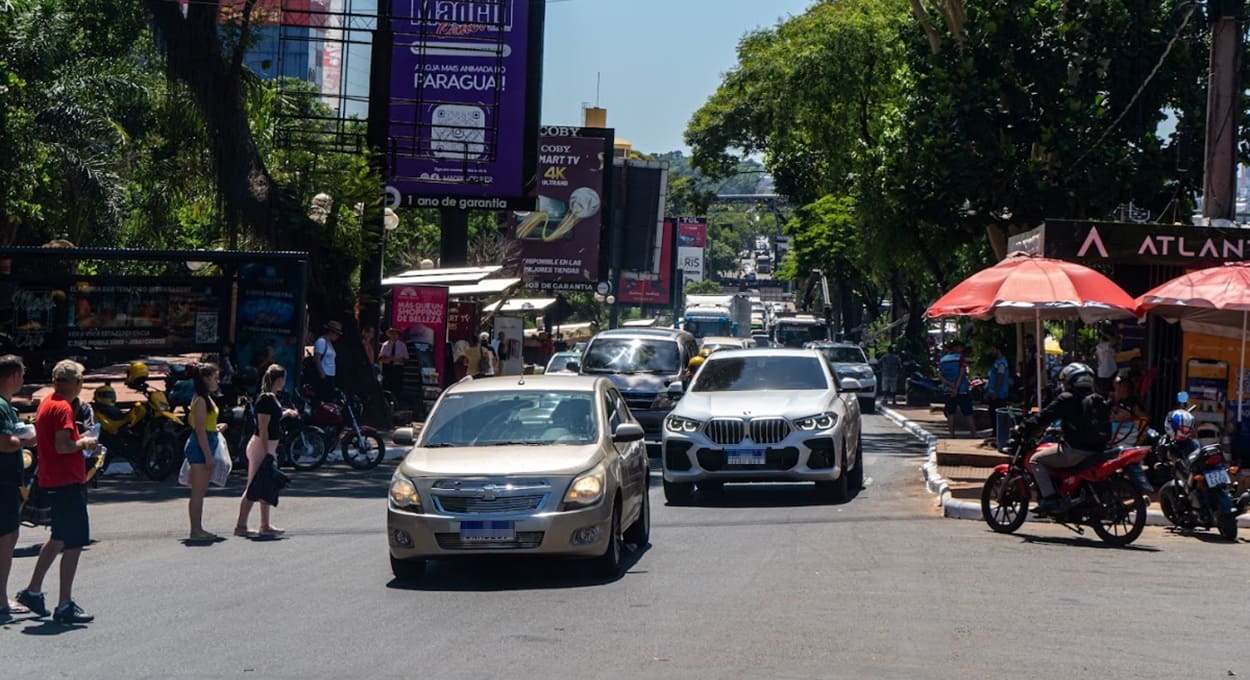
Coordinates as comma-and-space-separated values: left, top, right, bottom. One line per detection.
943, 393, 973, 417
881, 375, 898, 394
184, 433, 220, 465
0, 483, 20, 536
47, 484, 89, 549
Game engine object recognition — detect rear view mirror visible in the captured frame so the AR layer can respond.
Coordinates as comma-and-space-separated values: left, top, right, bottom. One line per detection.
840, 378, 863, 393
667, 382, 685, 400
1177, 391, 1189, 405
392, 427, 416, 447
613, 423, 645, 443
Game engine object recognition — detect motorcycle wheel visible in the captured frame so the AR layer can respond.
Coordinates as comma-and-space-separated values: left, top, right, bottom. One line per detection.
1158, 480, 1187, 527
1217, 512, 1238, 541
1090, 477, 1147, 547
342, 432, 387, 470
287, 428, 328, 471
981, 469, 1029, 534
143, 430, 182, 481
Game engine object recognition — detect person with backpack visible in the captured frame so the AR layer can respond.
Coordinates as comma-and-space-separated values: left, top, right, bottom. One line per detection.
311, 321, 342, 400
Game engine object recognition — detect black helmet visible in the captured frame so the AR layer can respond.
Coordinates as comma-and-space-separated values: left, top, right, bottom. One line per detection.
1059, 362, 1095, 393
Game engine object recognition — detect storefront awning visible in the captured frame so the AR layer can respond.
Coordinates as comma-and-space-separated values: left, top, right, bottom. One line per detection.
448, 278, 521, 297
483, 297, 557, 314
381, 265, 502, 287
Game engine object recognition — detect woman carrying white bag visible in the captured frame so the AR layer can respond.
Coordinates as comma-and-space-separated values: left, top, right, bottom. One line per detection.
180, 363, 229, 544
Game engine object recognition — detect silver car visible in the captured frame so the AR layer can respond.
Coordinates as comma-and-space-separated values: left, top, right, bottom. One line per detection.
387, 375, 651, 581
805, 341, 879, 414
661, 349, 864, 504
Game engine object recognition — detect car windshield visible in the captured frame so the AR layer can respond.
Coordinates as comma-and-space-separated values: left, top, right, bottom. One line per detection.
814, 346, 867, 363
691, 356, 830, 392
684, 319, 733, 338
422, 390, 598, 446
545, 353, 580, 373
775, 325, 827, 347
581, 338, 681, 374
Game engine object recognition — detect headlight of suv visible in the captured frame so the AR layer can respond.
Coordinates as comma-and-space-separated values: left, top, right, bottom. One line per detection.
563, 464, 606, 509
665, 415, 702, 434
388, 475, 422, 511
793, 413, 838, 431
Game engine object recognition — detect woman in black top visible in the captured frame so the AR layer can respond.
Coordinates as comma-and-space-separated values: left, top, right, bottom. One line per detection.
235, 364, 296, 537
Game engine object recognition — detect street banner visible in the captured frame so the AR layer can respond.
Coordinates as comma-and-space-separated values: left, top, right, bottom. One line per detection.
492, 316, 524, 375
676, 218, 707, 247
510, 126, 613, 292
391, 285, 448, 390
678, 246, 704, 282
619, 219, 675, 305
235, 261, 306, 388
387, 0, 546, 210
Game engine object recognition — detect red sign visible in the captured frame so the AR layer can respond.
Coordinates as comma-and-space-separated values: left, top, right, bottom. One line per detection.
619, 220, 674, 305
676, 218, 707, 248
390, 286, 447, 390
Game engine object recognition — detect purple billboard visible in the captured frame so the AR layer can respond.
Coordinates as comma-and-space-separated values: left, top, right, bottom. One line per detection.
387, 0, 545, 210
509, 127, 613, 292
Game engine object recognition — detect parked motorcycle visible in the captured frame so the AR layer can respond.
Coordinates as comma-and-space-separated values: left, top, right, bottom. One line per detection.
270, 389, 329, 471
91, 363, 184, 481
981, 419, 1151, 546
297, 388, 386, 470
1154, 431, 1243, 541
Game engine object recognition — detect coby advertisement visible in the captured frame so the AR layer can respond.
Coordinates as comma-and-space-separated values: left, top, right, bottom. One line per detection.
391, 286, 448, 390
387, 0, 546, 210
235, 262, 306, 387
510, 127, 613, 292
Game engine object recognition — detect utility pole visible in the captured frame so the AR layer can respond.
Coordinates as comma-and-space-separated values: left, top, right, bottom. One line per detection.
1202, 0, 1243, 222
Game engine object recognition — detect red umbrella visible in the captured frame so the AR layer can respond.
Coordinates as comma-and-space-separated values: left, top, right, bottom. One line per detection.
925, 252, 1139, 406
1135, 262, 1250, 421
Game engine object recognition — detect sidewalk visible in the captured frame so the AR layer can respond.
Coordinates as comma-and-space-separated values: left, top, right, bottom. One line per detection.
879, 401, 1250, 527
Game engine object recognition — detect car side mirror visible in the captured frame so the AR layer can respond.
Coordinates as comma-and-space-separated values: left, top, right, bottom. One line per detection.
839, 378, 863, 393
392, 427, 416, 447
566, 361, 580, 373
667, 382, 685, 400
613, 423, 645, 443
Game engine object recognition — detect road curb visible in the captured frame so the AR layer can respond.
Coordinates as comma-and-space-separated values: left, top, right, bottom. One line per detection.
875, 404, 1233, 527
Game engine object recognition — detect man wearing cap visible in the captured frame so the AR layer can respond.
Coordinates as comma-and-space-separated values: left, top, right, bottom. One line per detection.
313, 320, 342, 400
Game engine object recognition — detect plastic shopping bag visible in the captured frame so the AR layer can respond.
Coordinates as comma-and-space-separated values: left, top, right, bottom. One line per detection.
209, 437, 232, 487
177, 458, 192, 487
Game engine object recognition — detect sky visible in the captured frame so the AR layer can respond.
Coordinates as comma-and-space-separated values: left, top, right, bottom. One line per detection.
539, 0, 816, 154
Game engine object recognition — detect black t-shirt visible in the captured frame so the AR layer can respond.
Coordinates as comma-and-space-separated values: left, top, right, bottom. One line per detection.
0, 395, 22, 486
255, 393, 284, 441
1028, 390, 1112, 452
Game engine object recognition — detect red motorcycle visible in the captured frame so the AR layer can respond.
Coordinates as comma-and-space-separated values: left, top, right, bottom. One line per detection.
981, 424, 1151, 546
296, 388, 387, 471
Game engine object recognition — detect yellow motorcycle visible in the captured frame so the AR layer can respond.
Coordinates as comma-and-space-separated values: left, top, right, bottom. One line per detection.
91, 362, 185, 481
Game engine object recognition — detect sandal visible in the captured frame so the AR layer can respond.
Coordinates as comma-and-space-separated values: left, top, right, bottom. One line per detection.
186, 532, 223, 544
258, 526, 285, 536
233, 527, 252, 537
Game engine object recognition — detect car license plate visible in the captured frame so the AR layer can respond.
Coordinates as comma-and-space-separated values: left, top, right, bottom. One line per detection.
458, 520, 515, 542
1205, 468, 1231, 488
727, 448, 766, 465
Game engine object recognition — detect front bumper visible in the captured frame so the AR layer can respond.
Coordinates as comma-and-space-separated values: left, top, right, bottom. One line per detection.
387, 501, 613, 561
661, 431, 845, 483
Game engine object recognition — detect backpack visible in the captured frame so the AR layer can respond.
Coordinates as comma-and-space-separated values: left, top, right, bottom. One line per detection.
1080, 392, 1112, 448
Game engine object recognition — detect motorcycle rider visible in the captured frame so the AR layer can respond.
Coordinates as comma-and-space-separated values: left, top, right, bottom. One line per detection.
1160, 409, 1200, 473
1017, 362, 1111, 513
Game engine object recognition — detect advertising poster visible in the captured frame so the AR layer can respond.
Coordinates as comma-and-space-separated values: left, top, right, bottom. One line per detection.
676, 218, 707, 247
392, 286, 448, 389
619, 219, 674, 305
492, 316, 524, 376
1186, 358, 1230, 437
388, 0, 545, 209
677, 246, 704, 283
447, 301, 478, 381
510, 127, 613, 292
235, 262, 306, 389
63, 278, 228, 351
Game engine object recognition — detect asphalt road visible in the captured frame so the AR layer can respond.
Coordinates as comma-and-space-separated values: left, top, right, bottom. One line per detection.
6, 415, 1250, 679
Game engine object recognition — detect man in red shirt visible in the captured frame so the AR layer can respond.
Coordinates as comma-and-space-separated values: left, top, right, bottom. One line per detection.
15, 360, 97, 624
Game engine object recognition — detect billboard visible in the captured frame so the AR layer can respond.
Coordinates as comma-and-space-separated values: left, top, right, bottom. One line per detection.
492, 316, 524, 376
447, 300, 478, 381
676, 218, 707, 248
677, 246, 704, 283
510, 127, 613, 292
619, 219, 674, 306
235, 261, 307, 389
390, 285, 448, 390
387, 0, 546, 210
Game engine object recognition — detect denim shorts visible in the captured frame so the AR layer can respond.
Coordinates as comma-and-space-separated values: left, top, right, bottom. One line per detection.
47, 484, 90, 549
184, 433, 219, 465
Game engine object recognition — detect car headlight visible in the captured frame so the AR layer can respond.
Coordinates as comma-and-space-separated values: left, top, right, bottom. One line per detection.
665, 415, 702, 434
793, 413, 838, 431
563, 464, 606, 509
388, 476, 422, 511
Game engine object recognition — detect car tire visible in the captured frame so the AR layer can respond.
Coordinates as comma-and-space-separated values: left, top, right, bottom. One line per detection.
663, 479, 695, 506
847, 432, 864, 490
390, 556, 426, 582
623, 484, 650, 547
859, 397, 876, 415
593, 499, 623, 578
816, 463, 850, 504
